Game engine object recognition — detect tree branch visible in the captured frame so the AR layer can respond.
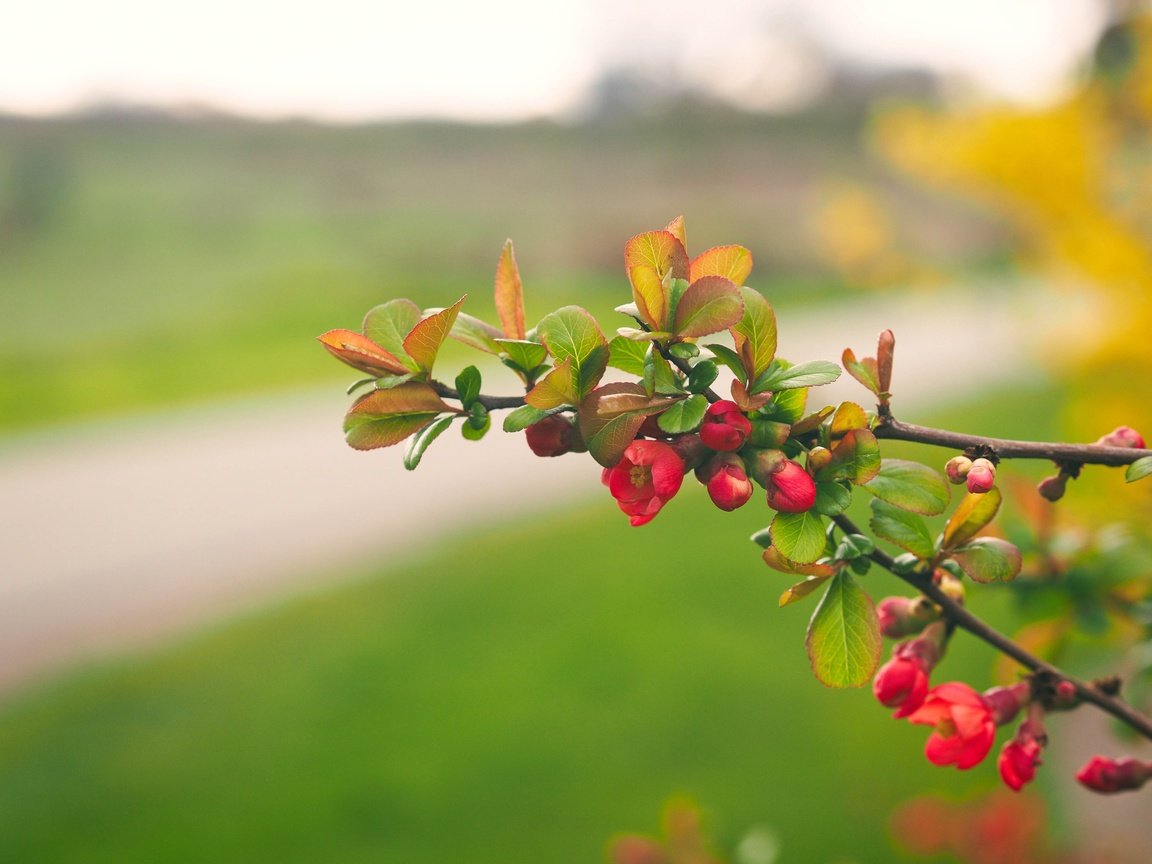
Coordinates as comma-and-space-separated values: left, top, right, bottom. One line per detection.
875, 417, 1151, 467
831, 513, 1152, 741
430, 381, 527, 411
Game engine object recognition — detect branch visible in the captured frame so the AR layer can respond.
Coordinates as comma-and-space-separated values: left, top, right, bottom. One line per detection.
831, 513, 1152, 742
430, 381, 527, 411
875, 416, 1151, 467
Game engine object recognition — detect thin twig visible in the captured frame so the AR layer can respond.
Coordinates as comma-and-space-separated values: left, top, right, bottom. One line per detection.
430, 381, 527, 411
875, 417, 1151, 467
831, 513, 1152, 741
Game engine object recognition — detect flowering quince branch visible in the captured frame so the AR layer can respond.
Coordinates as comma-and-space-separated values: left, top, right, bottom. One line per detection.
318, 217, 1152, 795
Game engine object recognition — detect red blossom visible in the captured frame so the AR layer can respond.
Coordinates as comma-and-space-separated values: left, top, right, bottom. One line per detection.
604, 439, 686, 527
907, 682, 997, 770
699, 400, 752, 452
764, 459, 817, 513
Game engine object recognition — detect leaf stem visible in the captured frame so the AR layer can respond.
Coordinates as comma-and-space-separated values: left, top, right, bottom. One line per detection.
430, 381, 527, 411
831, 513, 1152, 741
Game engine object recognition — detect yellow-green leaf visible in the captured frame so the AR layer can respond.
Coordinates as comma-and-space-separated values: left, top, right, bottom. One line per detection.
690, 244, 753, 285
343, 382, 456, 451
731, 287, 777, 381
403, 296, 466, 373
362, 299, 422, 371
942, 487, 1002, 549
863, 459, 950, 516
672, 276, 744, 339
525, 357, 577, 409
950, 537, 1021, 583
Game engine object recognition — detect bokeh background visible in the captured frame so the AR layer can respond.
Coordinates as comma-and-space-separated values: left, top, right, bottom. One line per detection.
2, 1, 1152, 861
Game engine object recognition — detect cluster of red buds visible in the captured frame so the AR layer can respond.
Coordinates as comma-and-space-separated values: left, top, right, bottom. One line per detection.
945, 455, 997, 494
595, 399, 819, 526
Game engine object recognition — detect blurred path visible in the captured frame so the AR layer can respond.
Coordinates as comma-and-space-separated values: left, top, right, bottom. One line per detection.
0, 287, 1056, 696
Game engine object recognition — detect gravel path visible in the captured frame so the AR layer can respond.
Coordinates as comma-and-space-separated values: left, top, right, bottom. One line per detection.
0, 289, 1053, 695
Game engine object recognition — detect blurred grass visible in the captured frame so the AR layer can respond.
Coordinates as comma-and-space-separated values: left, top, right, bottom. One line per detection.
0, 386, 1075, 864
0, 111, 999, 432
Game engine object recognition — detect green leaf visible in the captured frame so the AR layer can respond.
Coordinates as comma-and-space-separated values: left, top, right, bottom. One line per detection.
461, 407, 491, 441
950, 537, 1022, 583
372, 373, 415, 390
343, 382, 457, 451
815, 428, 881, 485
731, 287, 777, 381
1126, 455, 1152, 483
538, 306, 609, 398
503, 404, 550, 433
668, 342, 699, 360
835, 534, 874, 560
578, 383, 676, 467
643, 349, 684, 397
942, 488, 1002, 549
751, 359, 841, 394
608, 335, 649, 376
703, 343, 747, 380
403, 415, 453, 470
863, 459, 951, 516
403, 296, 466, 374
454, 366, 481, 408
764, 386, 808, 424
673, 276, 744, 338
657, 394, 707, 434
805, 572, 881, 688
495, 339, 548, 377
770, 510, 827, 564
362, 298, 422, 371
870, 499, 935, 558
686, 360, 719, 394
813, 481, 852, 516
449, 312, 503, 354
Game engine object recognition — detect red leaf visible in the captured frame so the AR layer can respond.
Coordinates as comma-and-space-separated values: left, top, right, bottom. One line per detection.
318, 329, 411, 376
403, 296, 466, 373
494, 239, 526, 340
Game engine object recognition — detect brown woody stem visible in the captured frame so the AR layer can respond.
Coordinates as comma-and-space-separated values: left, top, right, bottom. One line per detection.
875, 417, 1151, 467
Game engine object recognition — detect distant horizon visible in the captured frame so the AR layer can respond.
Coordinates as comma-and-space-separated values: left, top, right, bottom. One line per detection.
0, 0, 1112, 123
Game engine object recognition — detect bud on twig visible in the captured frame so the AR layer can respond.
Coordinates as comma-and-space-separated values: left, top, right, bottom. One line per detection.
1076, 756, 1152, 794
945, 455, 973, 485
966, 458, 996, 494
1095, 425, 1146, 449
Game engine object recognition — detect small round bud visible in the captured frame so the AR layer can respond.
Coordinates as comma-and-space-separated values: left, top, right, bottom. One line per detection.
807, 446, 832, 473
1096, 425, 1146, 449
1037, 473, 1068, 502
701, 453, 754, 512
765, 460, 817, 513
525, 415, 581, 457
945, 455, 973, 485
966, 458, 996, 494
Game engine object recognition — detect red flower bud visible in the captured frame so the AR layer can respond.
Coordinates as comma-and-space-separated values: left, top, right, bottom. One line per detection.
1096, 425, 1146, 449
604, 439, 686, 527
667, 433, 708, 471
1076, 756, 1152, 794
764, 460, 816, 513
945, 456, 972, 485
966, 458, 996, 494
702, 454, 754, 512
525, 415, 580, 457
699, 400, 752, 452
999, 737, 1043, 792
874, 655, 931, 717
982, 681, 1031, 727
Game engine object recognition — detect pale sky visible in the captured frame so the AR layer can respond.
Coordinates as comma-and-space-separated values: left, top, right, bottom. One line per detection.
0, 0, 1111, 121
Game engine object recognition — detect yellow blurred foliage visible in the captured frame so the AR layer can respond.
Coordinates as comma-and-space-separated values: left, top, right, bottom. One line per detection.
872, 14, 1152, 473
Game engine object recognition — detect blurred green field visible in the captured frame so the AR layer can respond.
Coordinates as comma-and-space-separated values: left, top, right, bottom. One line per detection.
0, 110, 998, 431
0, 387, 1080, 864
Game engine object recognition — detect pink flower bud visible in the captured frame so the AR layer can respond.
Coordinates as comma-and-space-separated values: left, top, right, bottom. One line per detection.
1052, 680, 1079, 709
525, 415, 580, 457
702, 454, 754, 512
1076, 756, 1152, 794
1096, 425, 1146, 449
945, 456, 973, 485
1036, 473, 1067, 502
699, 400, 752, 452
966, 458, 996, 494
982, 681, 1031, 727
877, 596, 939, 639
764, 459, 817, 513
